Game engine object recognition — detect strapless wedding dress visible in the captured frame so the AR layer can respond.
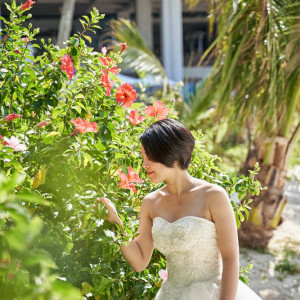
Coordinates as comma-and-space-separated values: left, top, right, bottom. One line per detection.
152, 216, 262, 300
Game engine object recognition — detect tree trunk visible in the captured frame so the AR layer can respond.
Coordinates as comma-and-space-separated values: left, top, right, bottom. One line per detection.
238, 135, 292, 248
57, 0, 76, 48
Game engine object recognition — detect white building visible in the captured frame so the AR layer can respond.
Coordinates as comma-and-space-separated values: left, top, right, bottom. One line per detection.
1, 0, 213, 81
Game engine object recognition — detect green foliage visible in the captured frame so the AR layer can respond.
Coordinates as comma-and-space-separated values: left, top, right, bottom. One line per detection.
110, 19, 167, 83
0, 1, 264, 298
0, 172, 82, 300
185, 0, 300, 139
239, 261, 253, 285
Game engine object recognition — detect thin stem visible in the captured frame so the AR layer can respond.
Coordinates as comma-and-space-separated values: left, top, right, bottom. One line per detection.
63, 93, 77, 133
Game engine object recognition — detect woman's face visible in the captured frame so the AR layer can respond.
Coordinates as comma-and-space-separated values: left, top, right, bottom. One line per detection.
140, 144, 172, 184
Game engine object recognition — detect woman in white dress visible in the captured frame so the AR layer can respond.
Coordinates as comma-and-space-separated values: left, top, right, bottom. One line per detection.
99, 119, 262, 300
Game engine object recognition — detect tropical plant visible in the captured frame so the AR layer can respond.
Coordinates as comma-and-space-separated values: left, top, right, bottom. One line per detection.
185, 0, 300, 247
0, 172, 82, 300
0, 1, 264, 298
110, 18, 169, 91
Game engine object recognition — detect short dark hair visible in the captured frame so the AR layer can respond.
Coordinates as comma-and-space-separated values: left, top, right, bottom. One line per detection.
139, 119, 195, 170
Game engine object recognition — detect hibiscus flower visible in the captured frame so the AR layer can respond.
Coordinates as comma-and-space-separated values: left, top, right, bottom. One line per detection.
99, 57, 112, 66
2, 136, 27, 151
100, 70, 113, 96
22, 37, 29, 44
21, 0, 35, 10
61, 54, 74, 80
145, 101, 170, 120
126, 110, 145, 125
116, 83, 137, 108
120, 42, 127, 53
99, 57, 119, 74
70, 117, 98, 134
158, 269, 168, 282
118, 167, 143, 194
4, 113, 22, 121
118, 170, 137, 194
37, 120, 52, 128
101, 47, 107, 55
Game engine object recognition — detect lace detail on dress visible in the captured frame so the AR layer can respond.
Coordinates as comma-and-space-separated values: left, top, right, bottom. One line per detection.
152, 216, 262, 300
152, 216, 222, 299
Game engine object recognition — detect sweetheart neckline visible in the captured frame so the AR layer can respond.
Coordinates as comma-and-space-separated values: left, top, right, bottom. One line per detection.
153, 215, 215, 225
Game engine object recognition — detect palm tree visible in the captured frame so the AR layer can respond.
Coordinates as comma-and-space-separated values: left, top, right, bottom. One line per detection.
185, 0, 300, 247
110, 18, 168, 92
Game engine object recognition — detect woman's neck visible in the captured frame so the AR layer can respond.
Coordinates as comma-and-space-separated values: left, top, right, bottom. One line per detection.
165, 168, 194, 197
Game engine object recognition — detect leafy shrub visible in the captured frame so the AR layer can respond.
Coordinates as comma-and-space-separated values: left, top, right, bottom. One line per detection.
0, 1, 263, 299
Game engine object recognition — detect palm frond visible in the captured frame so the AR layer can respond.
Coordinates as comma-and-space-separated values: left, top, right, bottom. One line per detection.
110, 19, 167, 82
192, 0, 300, 136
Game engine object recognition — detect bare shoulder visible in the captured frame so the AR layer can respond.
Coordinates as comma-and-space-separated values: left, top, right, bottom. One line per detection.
142, 187, 163, 203
201, 182, 234, 224
205, 183, 228, 199
141, 187, 164, 217
194, 180, 230, 206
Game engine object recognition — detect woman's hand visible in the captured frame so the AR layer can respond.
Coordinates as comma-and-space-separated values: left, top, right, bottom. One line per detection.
96, 197, 122, 227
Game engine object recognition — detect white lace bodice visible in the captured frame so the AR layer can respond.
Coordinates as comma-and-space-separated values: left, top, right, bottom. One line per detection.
152, 216, 222, 297
152, 216, 262, 300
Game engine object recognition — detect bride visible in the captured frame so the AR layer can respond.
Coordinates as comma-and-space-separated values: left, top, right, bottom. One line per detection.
98, 118, 262, 300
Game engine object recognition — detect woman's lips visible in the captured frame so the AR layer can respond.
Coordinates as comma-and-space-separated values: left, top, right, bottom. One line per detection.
147, 171, 154, 176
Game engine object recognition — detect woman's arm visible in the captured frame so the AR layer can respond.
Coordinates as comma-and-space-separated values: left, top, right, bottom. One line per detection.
98, 196, 154, 272
208, 186, 239, 300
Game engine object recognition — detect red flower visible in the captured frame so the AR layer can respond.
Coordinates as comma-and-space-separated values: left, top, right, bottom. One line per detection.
99, 57, 112, 66
116, 83, 137, 108
0, 135, 3, 142
37, 120, 52, 128
22, 37, 29, 44
61, 54, 74, 80
107, 66, 119, 74
70, 117, 98, 134
2, 136, 27, 151
118, 170, 137, 194
120, 42, 127, 53
127, 110, 145, 125
145, 101, 170, 120
118, 167, 143, 194
127, 166, 143, 183
14, 49, 21, 54
100, 70, 113, 96
21, 0, 35, 11
99, 57, 119, 74
4, 113, 22, 121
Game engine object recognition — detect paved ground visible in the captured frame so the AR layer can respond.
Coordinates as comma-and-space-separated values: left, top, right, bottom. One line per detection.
240, 180, 300, 300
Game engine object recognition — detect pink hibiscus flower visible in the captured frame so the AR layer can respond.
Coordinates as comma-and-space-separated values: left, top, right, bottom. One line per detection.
99, 57, 119, 74
116, 83, 137, 108
101, 47, 107, 55
118, 167, 143, 194
21, 0, 35, 11
158, 269, 168, 282
127, 110, 145, 125
37, 120, 52, 128
4, 113, 22, 121
120, 42, 127, 53
145, 101, 170, 120
2, 136, 27, 151
70, 117, 98, 134
61, 54, 74, 80
100, 70, 113, 96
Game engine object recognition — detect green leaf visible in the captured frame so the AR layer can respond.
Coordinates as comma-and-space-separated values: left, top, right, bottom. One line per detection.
83, 34, 92, 44
17, 190, 49, 205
